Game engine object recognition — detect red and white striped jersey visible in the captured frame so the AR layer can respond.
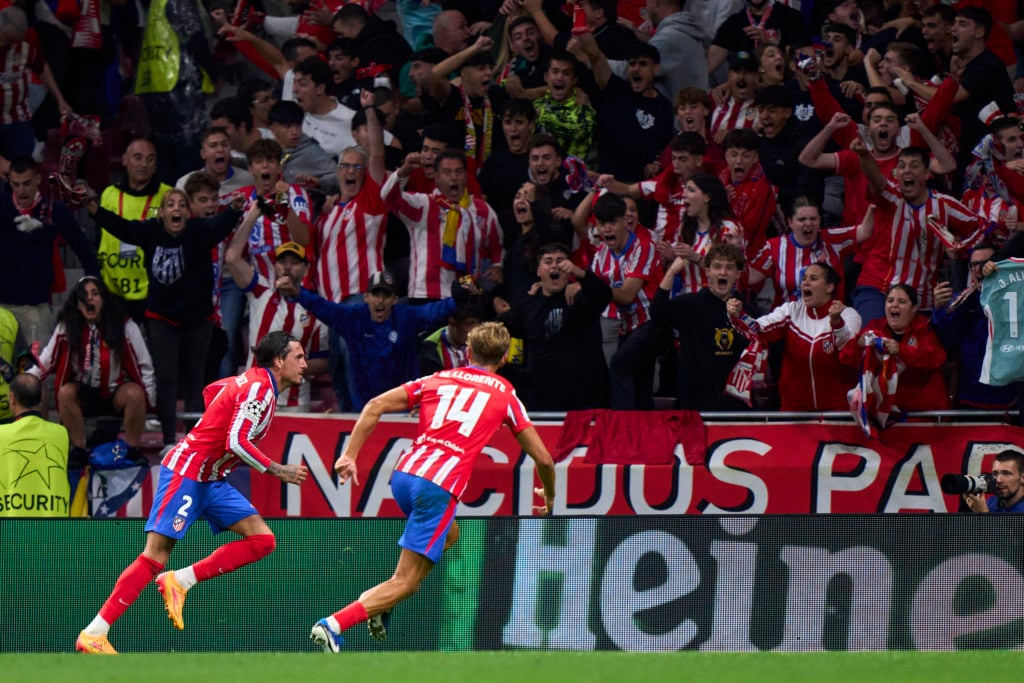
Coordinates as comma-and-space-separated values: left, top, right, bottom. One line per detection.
638, 167, 687, 243
709, 97, 757, 140
406, 166, 484, 197
238, 184, 313, 282
393, 366, 532, 500
863, 181, 986, 308
465, 196, 504, 277
590, 231, 659, 334
437, 329, 470, 369
312, 175, 388, 301
0, 31, 44, 125
750, 227, 857, 306
162, 366, 279, 482
961, 187, 1016, 249
381, 172, 469, 299
242, 272, 328, 408
675, 229, 713, 295
31, 319, 157, 408
671, 219, 746, 296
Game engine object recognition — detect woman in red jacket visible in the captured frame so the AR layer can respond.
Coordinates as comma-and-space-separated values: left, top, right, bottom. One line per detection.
840, 283, 950, 411
727, 262, 862, 411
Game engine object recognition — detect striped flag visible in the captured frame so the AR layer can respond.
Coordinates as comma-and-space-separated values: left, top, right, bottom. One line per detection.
847, 335, 900, 438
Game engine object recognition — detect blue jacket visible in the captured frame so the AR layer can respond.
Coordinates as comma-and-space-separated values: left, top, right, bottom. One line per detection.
296, 289, 454, 410
987, 495, 1024, 513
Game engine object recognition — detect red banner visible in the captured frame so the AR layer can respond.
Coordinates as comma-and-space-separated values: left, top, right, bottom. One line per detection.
248, 415, 1024, 516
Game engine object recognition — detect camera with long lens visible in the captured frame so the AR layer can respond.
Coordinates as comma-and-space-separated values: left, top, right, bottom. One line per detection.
940, 472, 997, 495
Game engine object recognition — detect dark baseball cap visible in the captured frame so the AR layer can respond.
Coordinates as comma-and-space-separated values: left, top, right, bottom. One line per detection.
409, 47, 447, 65
754, 85, 794, 109
367, 271, 397, 294
728, 50, 758, 73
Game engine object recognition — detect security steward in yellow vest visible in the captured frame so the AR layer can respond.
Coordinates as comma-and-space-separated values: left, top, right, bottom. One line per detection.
0, 306, 30, 424
0, 374, 70, 517
98, 139, 171, 323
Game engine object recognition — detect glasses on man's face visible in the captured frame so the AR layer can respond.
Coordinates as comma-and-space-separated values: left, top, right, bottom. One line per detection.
969, 261, 987, 269
338, 163, 365, 171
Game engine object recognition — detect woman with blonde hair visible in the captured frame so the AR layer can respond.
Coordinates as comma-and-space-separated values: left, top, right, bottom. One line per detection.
85, 188, 247, 451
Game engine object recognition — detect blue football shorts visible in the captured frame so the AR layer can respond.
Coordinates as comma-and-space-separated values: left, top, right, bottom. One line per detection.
391, 470, 457, 563
144, 466, 258, 539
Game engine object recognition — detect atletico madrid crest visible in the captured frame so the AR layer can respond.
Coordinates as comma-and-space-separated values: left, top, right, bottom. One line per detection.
172, 516, 186, 532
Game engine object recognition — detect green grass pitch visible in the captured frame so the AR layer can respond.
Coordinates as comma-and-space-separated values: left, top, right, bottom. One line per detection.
3, 651, 1023, 683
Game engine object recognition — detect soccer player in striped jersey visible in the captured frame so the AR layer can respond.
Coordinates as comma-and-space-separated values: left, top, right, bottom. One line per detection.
75, 332, 309, 654
310, 322, 555, 652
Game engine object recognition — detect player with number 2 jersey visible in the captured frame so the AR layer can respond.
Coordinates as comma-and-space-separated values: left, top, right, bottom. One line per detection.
75, 332, 309, 654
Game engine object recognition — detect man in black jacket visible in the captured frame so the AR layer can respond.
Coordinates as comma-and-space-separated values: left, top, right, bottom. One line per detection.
333, 4, 412, 77
754, 85, 825, 217
499, 242, 611, 411
650, 242, 749, 411
0, 156, 99, 344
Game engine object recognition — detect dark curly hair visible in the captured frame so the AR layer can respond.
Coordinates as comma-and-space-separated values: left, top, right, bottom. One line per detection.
58, 276, 127, 371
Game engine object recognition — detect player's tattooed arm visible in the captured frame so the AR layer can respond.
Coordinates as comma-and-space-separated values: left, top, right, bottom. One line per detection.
267, 461, 308, 484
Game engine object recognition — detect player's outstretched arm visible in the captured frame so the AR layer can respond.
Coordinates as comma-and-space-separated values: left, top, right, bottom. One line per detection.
335, 386, 411, 486
516, 426, 556, 515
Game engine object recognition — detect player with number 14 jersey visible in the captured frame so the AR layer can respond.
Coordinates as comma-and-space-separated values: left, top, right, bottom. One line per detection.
310, 322, 556, 652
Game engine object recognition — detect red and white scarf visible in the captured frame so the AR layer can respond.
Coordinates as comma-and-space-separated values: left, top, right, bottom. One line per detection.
847, 334, 900, 438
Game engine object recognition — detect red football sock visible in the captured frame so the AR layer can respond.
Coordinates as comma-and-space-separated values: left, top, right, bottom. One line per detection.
192, 534, 276, 582
97, 554, 164, 624
332, 601, 370, 632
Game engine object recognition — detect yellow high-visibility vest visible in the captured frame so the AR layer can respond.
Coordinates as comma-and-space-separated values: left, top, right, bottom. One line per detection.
135, 0, 214, 95
0, 415, 70, 518
97, 184, 171, 301
0, 307, 18, 422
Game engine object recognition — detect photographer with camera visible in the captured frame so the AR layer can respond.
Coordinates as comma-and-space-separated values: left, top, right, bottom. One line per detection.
947, 450, 1024, 514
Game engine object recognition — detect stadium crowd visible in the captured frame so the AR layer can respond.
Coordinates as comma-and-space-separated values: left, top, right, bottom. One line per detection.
1, 0, 1024, 459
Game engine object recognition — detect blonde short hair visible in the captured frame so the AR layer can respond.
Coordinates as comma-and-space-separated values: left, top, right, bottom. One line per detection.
160, 189, 190, 212
468, 322, 510, 366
